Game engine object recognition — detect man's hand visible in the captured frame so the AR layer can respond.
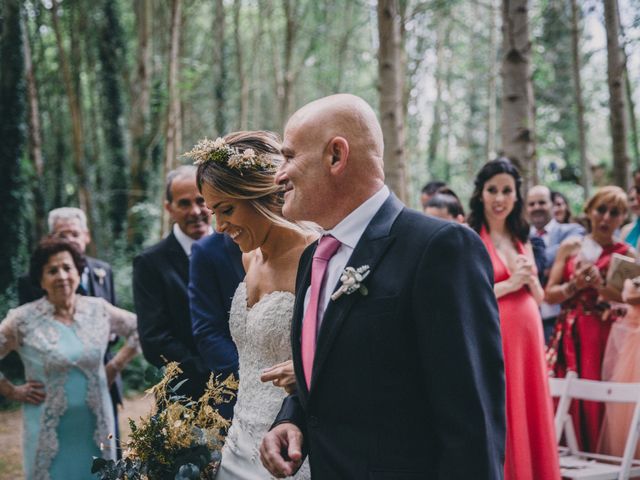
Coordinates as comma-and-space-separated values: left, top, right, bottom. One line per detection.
260, 360, 297, 393
260, 422, 304, 478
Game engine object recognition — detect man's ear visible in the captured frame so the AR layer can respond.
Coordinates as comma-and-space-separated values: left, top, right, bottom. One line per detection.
84, 231, 92, 246
327, 136, 349, 174
164, 201, 175, 222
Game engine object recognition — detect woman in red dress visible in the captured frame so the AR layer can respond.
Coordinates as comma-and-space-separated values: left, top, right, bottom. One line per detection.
469, 158, 560, 480
546, 186, 633, 452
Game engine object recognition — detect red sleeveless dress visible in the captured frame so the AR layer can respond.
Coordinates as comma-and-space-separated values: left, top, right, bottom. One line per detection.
546, 241, 629, 452
480, 227, 560, 480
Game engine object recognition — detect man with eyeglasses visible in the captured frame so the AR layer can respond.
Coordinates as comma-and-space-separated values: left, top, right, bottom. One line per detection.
133, 165, 212, 400
526, 185, 585, 341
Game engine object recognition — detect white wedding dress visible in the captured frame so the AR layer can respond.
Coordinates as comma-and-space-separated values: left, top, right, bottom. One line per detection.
217, 282, 310, 479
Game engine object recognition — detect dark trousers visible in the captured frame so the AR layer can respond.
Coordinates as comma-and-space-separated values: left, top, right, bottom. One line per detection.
542, 316, 557, 346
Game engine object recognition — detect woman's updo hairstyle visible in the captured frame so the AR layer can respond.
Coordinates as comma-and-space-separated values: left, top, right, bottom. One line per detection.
192, 130, 294, 228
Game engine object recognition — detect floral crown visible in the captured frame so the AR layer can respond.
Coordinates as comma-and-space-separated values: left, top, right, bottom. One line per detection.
184, 137, 277, 173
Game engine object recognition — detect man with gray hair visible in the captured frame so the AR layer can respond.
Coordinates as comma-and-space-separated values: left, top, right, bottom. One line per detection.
133, 165, 212, 400
19, 207, 116, 303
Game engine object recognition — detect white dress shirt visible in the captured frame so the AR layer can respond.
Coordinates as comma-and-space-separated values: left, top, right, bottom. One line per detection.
173, 223, 213, 257
303, 185, 390, 329
529, 218, 559, 248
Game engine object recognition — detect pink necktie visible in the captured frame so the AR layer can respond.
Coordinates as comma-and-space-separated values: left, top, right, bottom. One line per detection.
301, 235, 341, 389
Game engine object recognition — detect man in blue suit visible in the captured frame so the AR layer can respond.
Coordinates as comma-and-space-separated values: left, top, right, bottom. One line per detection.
527, 185, 585, 341
189, 231, 244, 420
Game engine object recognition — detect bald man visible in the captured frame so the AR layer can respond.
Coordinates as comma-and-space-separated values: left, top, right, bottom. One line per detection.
260, 94, 505, 479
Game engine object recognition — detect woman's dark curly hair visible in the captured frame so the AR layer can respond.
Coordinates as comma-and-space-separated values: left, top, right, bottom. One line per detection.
468, 157, 530, 243
29, 236, 86, 286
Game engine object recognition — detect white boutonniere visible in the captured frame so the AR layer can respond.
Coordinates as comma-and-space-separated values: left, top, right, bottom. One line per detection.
331, 265, 370, 301
93, 267, 107, 286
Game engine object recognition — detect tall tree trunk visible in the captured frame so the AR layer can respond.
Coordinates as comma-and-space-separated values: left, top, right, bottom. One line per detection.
570, 0, 591, 198
500, 0, 536, 188
486, 0, 499, 160
127, 0, 152, 248
234, 0, 249, 130
624, 64, 640, 170
214, 0, 227, 134
50, 1, 95, 227
98, 0, 128, 241
0, 0, 26, 296
616, 2, 640, 170
377, 0, 407, 202
280, 0, 297, 127
162, 0, 183, 235
21, 14, 46, 239
427, 20, 447, 176
604, 0, 630, 188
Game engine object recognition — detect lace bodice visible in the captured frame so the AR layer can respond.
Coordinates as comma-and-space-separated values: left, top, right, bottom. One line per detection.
221, 283, 309, 478
228, 283, 294, 434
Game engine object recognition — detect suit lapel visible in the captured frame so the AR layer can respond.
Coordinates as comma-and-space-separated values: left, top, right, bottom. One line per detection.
309, 194, 404, 393
85, 258, 101, 297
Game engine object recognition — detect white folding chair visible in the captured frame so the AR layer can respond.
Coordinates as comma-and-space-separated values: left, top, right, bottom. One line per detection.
550, 373, 640, 479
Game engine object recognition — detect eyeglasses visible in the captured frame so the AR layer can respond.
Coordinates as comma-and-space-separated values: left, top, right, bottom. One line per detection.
594, 204, 622, 218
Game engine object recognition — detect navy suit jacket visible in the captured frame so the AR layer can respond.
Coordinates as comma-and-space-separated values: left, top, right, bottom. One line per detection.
274, 195, 505, 479
189, 232, 244, 420
133, 232, 209, 400
189, 232, 244, 375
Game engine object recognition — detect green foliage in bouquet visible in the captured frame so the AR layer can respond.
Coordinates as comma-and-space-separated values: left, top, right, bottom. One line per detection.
92, 362, 237, 480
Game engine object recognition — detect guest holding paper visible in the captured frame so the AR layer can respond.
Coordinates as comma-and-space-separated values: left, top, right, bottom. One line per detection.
546, 186, 635, 451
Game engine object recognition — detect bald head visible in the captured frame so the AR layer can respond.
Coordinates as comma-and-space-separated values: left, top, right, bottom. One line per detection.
286, 94, 384, 175
276, 94, 386, 228
526, 185, 552, 229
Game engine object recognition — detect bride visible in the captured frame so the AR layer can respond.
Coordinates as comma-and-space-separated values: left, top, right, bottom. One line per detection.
187, 131, 315, 479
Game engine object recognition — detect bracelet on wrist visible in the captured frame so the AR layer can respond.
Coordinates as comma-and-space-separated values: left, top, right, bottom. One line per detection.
565, 281, 577, 298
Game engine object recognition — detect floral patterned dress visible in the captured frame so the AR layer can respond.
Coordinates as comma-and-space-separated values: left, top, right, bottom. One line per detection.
546, 241, 629, 451
0, 296, 138, 480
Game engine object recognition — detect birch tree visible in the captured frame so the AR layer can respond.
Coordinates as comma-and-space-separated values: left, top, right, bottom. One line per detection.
378, 0, 407, 202
500, 0, 536, 187
604, 0, 630, 188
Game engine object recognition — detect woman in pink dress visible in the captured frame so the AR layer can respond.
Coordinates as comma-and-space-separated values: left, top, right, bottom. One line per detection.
598, 278, 640, 457
469, 158, 560, 480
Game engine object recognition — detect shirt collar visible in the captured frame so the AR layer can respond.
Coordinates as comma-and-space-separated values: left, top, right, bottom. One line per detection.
323, 185, 390, 249
544, 218, 558, 232
530, 217, 557, 235
173, 223, 213, 256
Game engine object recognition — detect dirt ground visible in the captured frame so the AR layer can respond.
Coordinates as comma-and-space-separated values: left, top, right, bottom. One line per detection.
0, 394, 155, 480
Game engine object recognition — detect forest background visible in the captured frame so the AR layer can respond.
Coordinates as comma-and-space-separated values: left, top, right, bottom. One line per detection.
1, 0, 639, 390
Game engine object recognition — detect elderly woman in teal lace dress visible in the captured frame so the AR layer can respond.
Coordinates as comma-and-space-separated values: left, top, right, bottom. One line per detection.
0, 237, 139, 480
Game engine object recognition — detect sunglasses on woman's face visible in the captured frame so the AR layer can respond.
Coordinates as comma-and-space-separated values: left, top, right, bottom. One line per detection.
594, 204, 622, 218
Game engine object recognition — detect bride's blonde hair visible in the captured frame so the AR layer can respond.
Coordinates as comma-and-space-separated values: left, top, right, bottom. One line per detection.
195, 130, 303, 231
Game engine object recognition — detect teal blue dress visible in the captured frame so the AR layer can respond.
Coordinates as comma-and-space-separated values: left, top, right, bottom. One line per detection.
0, 296, 138, 480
